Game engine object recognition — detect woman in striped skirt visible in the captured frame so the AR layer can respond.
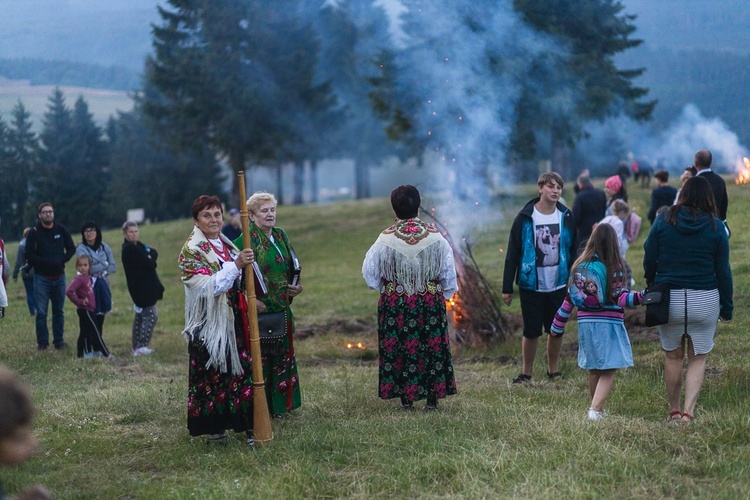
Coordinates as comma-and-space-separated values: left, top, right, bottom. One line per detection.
643, 176, 733, 423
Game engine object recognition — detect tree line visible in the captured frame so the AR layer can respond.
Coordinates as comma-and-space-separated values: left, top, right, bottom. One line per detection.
0, 89, 222, 240
1, 0, 653, 240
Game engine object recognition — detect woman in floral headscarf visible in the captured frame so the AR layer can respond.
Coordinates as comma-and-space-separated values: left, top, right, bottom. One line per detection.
362, 185, 458, 411
235, 192, 303, 418
179, 195, 256, 445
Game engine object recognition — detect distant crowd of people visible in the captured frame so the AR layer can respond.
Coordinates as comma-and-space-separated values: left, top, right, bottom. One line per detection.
1, 203, 164, 359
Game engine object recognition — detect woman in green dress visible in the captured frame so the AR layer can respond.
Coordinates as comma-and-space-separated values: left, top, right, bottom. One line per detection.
235, 192, 303, 416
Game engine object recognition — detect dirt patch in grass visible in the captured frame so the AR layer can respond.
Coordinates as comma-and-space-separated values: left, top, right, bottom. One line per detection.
296, 318, 373, 339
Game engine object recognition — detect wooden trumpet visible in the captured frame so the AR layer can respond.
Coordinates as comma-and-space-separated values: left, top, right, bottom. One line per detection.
238, 171, 273, 443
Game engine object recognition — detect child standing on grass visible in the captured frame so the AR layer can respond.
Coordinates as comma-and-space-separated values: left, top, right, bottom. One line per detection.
66, 255, 112, 359
0, 365, 51, 499
550, 223, 643, 421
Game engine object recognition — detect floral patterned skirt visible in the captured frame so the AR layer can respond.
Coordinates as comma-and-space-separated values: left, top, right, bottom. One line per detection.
187, 323, 254, 436
377, 289, 457, 402
262, 331, 302, 415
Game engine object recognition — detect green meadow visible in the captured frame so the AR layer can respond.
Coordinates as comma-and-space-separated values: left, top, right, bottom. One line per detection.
1, 178, 748, 498
0, 78, 132, 129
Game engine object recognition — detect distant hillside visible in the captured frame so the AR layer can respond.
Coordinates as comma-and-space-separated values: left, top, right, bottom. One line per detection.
615, 0, 750, 146
621, 0, 750, 54
0, 58, 140, 91
0, 0, 160, 71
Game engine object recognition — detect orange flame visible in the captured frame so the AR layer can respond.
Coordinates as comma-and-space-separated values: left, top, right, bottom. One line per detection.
736, 157, 750, 185
445, 292, 466, 325
345, 342, 366, 350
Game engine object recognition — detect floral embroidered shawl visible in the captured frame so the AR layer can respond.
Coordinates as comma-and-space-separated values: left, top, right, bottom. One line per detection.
179, 226, 243, 375
364, 218, 449, 295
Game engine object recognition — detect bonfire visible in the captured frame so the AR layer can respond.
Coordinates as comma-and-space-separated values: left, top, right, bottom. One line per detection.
423, 209, 511, 346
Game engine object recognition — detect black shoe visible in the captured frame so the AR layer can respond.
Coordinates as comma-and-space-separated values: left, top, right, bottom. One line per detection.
38, 344, 49, 351
246, 431, 255, 446
512, 373, 532, 384
424, 403, 439, 412
399, 396, 413, 410
547, 371, 562, 380
54, 342, 68, 350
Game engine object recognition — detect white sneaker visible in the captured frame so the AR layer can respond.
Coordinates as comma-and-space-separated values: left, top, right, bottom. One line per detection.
133, 347, 154, 356
587, 408, 605, 421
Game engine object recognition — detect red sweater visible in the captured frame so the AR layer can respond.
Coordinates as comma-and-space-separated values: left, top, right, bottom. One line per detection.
66, 274, 95, 312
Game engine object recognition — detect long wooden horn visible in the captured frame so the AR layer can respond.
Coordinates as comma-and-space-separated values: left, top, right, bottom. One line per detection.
238, 171, 273, 443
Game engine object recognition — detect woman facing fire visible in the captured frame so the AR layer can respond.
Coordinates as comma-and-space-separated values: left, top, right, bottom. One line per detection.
362, 185, 458, 410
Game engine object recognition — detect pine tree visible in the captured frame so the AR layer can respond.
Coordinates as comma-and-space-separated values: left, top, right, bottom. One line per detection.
6, 101, 40, 237
144, 0, 339, 204
36, 88, 76, 225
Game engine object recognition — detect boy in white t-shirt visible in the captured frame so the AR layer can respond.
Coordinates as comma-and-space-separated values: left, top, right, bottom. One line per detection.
502, 172, 577, 383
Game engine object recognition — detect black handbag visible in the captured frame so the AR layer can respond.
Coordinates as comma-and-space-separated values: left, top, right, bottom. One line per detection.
644, 282, 671, 327
257, 310, 288, 357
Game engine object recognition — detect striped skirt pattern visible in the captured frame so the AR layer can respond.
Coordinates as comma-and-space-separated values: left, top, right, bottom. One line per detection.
658, 288, 719, 355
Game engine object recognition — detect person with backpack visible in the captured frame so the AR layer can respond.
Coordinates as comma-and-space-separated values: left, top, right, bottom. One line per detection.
12, 228, 37, 316
25, 203, 76, 350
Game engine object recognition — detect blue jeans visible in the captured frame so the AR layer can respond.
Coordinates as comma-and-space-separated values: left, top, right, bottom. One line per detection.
22, 276, 37, 315
34, 274, 67, 347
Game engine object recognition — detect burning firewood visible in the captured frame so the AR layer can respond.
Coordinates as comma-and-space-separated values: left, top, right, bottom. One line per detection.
422, 209, 511, 346
736, 157, 750, 184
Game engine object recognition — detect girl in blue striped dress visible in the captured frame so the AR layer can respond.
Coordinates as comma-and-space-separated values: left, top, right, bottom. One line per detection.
551, 223, 643, 420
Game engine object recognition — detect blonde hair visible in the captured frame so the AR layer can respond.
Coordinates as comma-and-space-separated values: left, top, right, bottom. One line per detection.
613, 200, 630, 215
247, 192, 278, 214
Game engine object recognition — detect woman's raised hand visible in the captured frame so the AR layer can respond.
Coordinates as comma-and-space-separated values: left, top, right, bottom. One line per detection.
234, 248, 254, 269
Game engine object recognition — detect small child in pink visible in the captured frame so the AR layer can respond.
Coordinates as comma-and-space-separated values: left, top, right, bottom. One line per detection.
66, 255, 111, 358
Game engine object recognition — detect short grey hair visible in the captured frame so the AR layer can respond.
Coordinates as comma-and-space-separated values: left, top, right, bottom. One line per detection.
122, 220, 138, 233
247, 192, 278, 214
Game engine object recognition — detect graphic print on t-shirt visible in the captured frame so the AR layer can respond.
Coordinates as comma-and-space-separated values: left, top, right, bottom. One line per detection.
535, 223, 560, 267
532, 207, 563, 292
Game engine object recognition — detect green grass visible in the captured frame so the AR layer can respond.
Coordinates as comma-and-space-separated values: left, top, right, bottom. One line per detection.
1, 178, 749, 498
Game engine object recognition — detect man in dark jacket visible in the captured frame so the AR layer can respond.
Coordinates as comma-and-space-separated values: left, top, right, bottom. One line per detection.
502, 172, 577, 384
121, 221, 165, 356
693, 149, 729, 235
25, 203, 76, 350
572, 171, 606, 255
647, 170, 678, 224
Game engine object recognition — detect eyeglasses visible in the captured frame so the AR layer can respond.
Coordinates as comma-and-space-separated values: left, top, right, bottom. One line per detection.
40, 210, 54, 215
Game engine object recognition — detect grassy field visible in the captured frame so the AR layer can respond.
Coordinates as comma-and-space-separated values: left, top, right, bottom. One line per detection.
1, 178, 748, 498
0, 77, 132, 129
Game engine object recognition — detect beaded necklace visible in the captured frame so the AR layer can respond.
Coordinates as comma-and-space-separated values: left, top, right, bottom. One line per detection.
208, 238, 231, 262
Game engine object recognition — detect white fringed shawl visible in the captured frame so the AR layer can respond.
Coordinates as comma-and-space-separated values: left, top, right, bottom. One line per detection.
179, 226, 243, 375
362, 218, 450, 296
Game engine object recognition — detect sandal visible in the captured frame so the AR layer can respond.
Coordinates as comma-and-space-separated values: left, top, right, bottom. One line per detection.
547, 371, 562, 380
512, 373, 532, 384
680, 412, 695, 423
667, 410, 682, 422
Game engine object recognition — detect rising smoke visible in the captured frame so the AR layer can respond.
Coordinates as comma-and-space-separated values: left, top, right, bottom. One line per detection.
577, 104, 749, 176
